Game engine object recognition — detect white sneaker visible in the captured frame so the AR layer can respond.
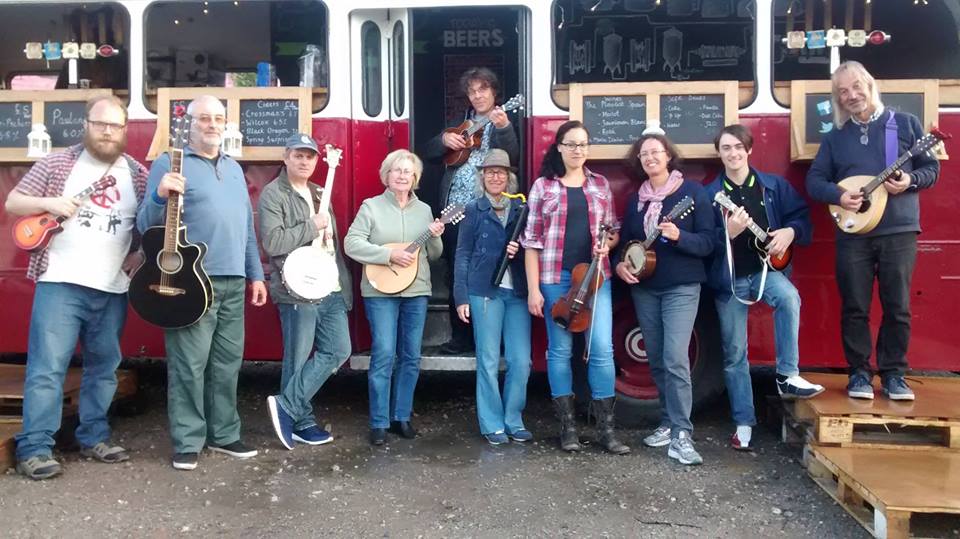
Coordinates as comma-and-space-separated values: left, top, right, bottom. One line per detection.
777, 374, 825, 400
667, 431, 703, 465
731, 425, 752, 451
643, 426, 672, 447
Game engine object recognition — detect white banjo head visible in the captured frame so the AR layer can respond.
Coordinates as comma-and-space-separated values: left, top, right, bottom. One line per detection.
622, 241, 648, 276
281, 246, 340, 300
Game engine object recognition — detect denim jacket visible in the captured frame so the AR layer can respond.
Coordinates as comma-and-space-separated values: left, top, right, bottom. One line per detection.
453, 196, 528, 307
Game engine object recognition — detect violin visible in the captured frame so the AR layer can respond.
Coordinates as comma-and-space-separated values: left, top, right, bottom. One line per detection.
550, 224, 612, 334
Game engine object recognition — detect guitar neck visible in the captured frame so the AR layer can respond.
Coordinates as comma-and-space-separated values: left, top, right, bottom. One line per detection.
163, 148, 185, 252
465, 115, 492, 136
746, 221, 769, 242
404, 228, 435, 253
862, 148, 917, 195
317, 162, 336, 216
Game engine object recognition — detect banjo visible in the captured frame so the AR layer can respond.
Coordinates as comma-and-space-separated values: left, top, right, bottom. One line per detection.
281, 144, 343, 301
621, 195, 695, 280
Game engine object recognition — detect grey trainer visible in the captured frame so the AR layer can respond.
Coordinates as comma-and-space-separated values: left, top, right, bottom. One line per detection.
643, 426, 672, 448
80, 442, 129, 463
17, 454, 62, 480
667, 431, 703, 465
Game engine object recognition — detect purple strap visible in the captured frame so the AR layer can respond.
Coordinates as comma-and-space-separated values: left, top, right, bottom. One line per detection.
885, 110, 898, 167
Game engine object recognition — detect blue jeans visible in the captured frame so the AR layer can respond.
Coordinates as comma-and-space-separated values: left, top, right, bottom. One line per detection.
469, 288, 531, 435
277, 293, 352, 431
715, 271, 802, 427
631, 283, 700, 437
364, 296, 428, 429
16, 282, 127, 460
541, 271, 615, 400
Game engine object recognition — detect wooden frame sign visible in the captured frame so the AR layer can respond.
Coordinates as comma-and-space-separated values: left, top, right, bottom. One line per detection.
790, 79, 944, 161
569, 81, 739, 160
148, 87, 312, 162
0, 89, 113, 162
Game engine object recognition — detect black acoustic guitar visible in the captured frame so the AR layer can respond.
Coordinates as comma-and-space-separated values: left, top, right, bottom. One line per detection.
129, 114, 213, 328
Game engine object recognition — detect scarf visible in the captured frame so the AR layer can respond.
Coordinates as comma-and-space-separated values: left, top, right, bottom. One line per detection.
485, 192, 510, 226
637, 169, 684, 239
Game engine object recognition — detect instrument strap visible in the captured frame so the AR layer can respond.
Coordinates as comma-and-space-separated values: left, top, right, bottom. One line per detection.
721, 208, 768, 306
885, 110, 898, 167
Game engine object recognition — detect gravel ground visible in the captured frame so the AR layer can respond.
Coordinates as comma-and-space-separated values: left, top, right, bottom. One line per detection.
0, 362, 875, 538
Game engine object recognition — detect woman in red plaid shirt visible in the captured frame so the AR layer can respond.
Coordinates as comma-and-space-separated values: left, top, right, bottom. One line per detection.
521, 120, 629, 455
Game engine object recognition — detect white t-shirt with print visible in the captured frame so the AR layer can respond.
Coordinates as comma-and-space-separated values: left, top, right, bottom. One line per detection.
39, 150, 137, 293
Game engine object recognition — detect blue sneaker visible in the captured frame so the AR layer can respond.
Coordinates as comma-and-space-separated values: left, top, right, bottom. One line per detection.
293, 425, 334, 445
847, 373, 875, 400
484, 432, 509, 445
508, 429, 533, 442
882, 376, 915, 401
266, 395, 294, 450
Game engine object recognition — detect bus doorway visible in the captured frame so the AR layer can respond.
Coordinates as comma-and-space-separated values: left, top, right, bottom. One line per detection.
409, 5, 529, 357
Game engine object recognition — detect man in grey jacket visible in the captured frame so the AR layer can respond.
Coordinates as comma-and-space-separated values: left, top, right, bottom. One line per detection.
258, 134, 353, 449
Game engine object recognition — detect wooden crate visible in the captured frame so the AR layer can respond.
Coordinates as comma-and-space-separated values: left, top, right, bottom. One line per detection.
791, 374, 960, 451
0, 423, 18, 472
805, 445, 960, 539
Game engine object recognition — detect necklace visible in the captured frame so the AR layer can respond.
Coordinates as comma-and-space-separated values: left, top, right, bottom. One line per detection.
851, 108, 883, 146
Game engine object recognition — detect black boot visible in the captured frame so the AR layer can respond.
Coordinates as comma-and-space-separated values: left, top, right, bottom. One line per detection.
553, 395, 581, 452
590, 397, 630, 455
389, 420, 417, 439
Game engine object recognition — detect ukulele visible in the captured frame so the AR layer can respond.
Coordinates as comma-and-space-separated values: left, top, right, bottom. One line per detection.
713, 191, 792, 271
281, 144, 343, 301
12, 175, 117, 252
128, 114, 213, 329
364, 204, 465, 294
442, 94, 525, 167
829, 128, 950, 234
620, 196, 695, 279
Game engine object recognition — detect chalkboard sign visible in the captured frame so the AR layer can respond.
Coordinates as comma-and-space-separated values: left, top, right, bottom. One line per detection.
659, 94, 725, 144
45, 101, 87, 147
0, 102, 32, 148
582, 95, 646, 145
790, 79, 943, 161
239, 99, 300, 147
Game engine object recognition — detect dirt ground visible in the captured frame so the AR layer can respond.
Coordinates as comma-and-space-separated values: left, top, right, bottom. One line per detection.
0, 362, 879, 538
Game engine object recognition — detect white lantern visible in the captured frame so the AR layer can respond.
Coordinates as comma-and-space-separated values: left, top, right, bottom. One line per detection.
222, 122, 243, 158
27, 123, 51, 158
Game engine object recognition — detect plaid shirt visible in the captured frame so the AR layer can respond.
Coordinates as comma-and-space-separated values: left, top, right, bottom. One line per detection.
521, 168, 619, 284
15, 144, 149, 281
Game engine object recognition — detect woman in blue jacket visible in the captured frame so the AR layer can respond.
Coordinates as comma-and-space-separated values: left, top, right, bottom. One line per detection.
454, 149, 532, 445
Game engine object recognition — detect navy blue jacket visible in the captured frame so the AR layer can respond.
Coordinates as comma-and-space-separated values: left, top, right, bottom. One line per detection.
704, 169, 813, 299
453, 196, 528, 306
805, 110, 939, 240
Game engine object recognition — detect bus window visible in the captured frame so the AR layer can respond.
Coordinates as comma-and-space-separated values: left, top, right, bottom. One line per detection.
772, 0, 960, 106
551, 0, 757, 109
361, 21, 383, 117
0, 2, 129, 94
143, 0, 329, 113
393, 21, 406, 118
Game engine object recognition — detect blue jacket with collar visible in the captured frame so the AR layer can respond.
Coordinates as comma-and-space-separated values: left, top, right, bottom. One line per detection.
453, 195, 528, 307
704, 169, 812, 299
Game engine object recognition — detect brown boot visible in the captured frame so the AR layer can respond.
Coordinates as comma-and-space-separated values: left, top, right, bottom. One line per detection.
590, 397, 630, 455
553, 395, 581, 452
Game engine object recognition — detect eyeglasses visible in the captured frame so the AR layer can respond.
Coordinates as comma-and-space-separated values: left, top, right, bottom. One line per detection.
483, 169, 508, 177
639, 149, 667, 159
559, 142, 589, 151
391, 168, 415, 177
194, 114, 226, 126
86, 119, 126, 132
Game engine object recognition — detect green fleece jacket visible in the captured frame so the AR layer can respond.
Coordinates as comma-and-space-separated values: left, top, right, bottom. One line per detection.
257, 170, 353, 309
344, 189, 442, 298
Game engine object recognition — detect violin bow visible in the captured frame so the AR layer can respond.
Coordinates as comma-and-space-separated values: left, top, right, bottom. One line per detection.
582, 222, 611, 363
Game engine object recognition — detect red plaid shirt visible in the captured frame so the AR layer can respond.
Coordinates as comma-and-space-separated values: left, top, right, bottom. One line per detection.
521, 168, 619, 284
14, 144, 149, 281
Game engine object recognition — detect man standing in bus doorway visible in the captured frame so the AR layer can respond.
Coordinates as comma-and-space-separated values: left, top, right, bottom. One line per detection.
258, 134, 353, 450
138, 95, 267, 471
705, 124, 823, 451
806, 61, 940, 401
424, 67, 520, 355
6, 95, 148, 480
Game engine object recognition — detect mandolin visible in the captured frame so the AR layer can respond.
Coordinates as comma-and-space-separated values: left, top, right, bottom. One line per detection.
128, 114, 213, 329
713, 191, 792, 271
621, 196, 695, 279
365, 204, 465, 294
443, 94, 524, 167
828, 128, 950, 235
12, 175, 117, 252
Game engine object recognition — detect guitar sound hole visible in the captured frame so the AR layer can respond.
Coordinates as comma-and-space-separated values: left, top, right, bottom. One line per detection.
157, 251, 183, 274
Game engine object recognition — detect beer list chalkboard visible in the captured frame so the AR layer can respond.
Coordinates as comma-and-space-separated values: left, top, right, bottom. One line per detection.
582, 95, 647, 145
804, 92, 926, 145
0, 102, 32, 148
660, 94, 725, 144
45, 101, 87, 147
239, 99, 299, 147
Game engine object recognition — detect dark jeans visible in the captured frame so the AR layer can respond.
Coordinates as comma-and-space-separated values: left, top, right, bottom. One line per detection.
443, 223, 472, 346
835, 232, 917, 378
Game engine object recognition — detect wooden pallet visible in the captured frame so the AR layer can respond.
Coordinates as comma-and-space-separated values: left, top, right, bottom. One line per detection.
788, 374, 960, 451
805, 445, 960, 539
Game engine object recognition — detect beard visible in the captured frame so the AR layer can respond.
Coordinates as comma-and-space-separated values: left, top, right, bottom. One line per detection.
84, 131, 127, 163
